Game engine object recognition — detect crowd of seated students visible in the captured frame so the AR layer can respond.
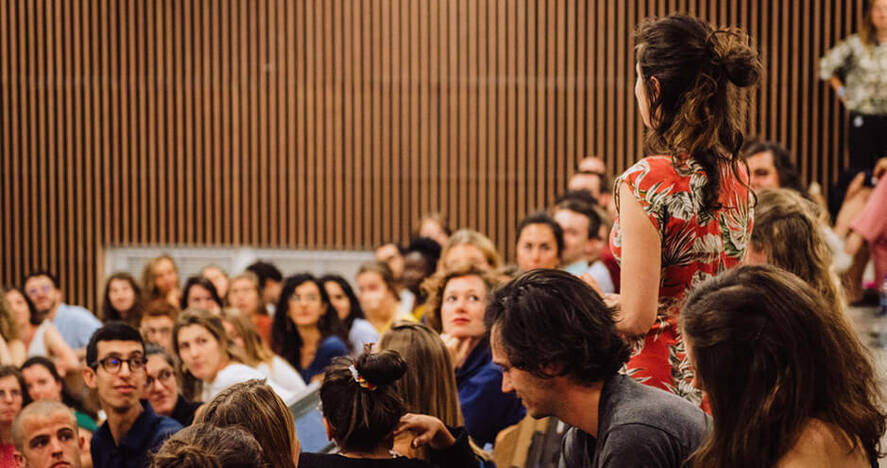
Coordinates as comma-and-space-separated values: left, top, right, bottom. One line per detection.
4, 11, 887, 468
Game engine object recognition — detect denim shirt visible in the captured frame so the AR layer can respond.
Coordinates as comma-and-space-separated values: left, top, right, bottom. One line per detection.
53, 303, 101, 349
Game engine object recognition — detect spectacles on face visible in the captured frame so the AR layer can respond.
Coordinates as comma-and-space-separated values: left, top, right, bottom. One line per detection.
92, 355, 147, 374
25, 285, 53, 296
145, 369, 175, 387
290, 293, 320, 304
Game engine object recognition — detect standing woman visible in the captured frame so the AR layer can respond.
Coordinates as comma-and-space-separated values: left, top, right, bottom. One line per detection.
820, 0, 887, 181
320, 274, 379, 353
271, 274, 350, 383
142, 254, 182, 307
608, 15, 759, 402
100, 272, 145, 326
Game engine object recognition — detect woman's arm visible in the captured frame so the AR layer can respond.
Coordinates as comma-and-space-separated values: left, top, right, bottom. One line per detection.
828, 76, 846, 101
615, 182, 662, 337
45, 324, 81, 375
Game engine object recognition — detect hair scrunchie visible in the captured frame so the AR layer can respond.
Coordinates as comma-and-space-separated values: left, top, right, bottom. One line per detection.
348, 364, 377, 391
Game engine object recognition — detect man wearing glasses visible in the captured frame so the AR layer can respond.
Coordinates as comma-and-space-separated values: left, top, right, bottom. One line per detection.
82, 323, 181, 468
23, 271, 102, 354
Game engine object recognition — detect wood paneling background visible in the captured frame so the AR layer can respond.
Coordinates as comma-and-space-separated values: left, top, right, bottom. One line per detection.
1, 0, 865, 313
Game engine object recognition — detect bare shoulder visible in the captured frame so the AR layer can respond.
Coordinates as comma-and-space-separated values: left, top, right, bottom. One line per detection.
777, 419, 870, 468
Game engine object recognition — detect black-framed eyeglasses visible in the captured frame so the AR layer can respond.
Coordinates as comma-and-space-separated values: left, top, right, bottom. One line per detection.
145, 369, 175, 387
91, 356, 147, 374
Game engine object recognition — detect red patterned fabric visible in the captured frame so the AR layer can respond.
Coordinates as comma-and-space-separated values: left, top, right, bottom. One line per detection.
610, 155, 752, 404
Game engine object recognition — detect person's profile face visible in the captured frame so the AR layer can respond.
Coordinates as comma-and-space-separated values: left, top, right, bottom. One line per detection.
746, 151, 780, 190
15, 410, 83, 468
516, 224, 560, 271
176, 324, 225, 382
635, 62, 653, 128
85, 340, 146, 412
490, 330, 558, 419
22, 365, 63, 402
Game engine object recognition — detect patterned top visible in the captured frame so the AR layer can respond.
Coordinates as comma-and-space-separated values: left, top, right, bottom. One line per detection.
610, 155, 753, 404
819, 35, 887, 115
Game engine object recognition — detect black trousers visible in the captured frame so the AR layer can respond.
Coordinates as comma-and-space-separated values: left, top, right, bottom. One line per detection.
830, 112, 887, 219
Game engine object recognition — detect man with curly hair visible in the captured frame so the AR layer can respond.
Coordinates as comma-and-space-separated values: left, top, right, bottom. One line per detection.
486, 270, 707, 468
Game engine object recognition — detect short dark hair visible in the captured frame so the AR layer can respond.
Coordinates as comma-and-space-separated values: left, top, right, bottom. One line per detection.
404, 237, 442, 273
553, 196, 603, 240
23, 271, 59, 289
86, 322, 146, 368
516, 212, 566, 256
485, 269, 630, 385
246, 261, 283, 287
180, 276, 223, 310
742, 138, 806, 193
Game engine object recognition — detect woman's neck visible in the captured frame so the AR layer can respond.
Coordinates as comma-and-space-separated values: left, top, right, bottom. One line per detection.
298, 325, 322, 348
339, 446, 394, 459
207, 355, 231, 383
0, 423, 11, 444
366, 303, 396, 330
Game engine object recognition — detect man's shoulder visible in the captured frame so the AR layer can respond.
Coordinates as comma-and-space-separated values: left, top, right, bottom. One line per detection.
601, 376, 707, 442
57, 303, 101, 324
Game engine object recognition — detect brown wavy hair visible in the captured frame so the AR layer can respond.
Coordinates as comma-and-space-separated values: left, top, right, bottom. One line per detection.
681, 265, 884, 467
636, 15, 761, 213
750, 188, 844, 312
150, 423, 269, 468
100, 272, 144, 326
421, 260, 502, 334
860, 0, 883, 48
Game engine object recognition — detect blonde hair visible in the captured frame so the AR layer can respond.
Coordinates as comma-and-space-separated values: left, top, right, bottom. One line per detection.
422, 261, 502, 334
197, 380, 296, 468
226, 272, 265, 315
441, 229, 502, 270
141, 254, 179, 301
219, 308, 273, 367
751, 188, 844, 312
0, 289, 20, 341
173, 308, 248, 399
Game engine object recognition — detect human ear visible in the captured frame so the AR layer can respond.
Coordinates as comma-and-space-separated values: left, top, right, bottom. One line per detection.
81, 367, 96, 390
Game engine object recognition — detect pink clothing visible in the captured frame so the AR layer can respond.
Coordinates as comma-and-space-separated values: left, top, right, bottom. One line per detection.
0, 442, 15, 467
851, 175, 887, 285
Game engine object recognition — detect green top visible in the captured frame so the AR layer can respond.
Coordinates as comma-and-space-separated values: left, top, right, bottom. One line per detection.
75, 410, 98, 432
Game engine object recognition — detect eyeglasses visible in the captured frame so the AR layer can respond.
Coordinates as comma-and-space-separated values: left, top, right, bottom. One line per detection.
92, 355, 147, 374
145, 369, 175, 387
25, 285, 53, 296
289, 293, 320, 304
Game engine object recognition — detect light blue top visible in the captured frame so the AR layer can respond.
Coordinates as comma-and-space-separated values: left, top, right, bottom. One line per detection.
53, 303, 102, 349
563, 260, 615, 294
348, 318, 380, 354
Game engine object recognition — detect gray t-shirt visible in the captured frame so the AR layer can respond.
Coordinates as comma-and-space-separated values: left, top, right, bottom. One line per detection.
559, 374, 709, 468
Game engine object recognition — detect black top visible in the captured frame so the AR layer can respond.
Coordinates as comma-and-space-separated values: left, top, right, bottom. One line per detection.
299, 428, 479, 468
169, 395, 202, 427
91, 400, 183, 468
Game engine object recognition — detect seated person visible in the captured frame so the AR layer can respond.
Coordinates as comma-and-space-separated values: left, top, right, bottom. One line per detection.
139, 300, 178, 353
82, 323, 182, 468
515, 212, 564, 272
24, 271, 102, 353
423, 262, 525, 446
270, 274, 350, 383
552, 193, 615, 293
143, 344, 201, 427
299, 349, 479, 468
0, 366, 29, 465
21, 356, 98, 434
681, 265, 884, 467
487, 270, 708, 468
12, 400, 86, 468
401, 238, 442, 321
320, 274, 379, 354
150, 423, 268, 468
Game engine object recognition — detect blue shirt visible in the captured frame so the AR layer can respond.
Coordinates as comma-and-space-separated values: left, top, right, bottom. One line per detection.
53, 303, 101, 349
456, 340, 526, 446
91, 400, 182, 468
348, 318, 379, 354
300, 335, 349, 382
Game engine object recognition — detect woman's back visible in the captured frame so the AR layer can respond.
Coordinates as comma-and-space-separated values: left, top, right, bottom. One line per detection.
777, 419, 871, 468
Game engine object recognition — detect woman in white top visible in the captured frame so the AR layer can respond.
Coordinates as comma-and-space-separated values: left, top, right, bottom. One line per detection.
173, 308, 295, 403
219, 308, 306, 394
2, 287, 77, 374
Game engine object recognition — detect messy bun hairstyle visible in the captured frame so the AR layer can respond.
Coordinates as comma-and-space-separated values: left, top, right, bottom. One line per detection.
151, 423, 269, 468
320, 346, 408, 453
636, 15, 762, 213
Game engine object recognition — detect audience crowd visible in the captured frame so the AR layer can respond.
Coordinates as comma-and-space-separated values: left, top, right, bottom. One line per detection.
3, 10, 887, 468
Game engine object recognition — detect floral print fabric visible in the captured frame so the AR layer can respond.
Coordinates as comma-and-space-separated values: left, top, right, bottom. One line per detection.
610, 155, 753, 404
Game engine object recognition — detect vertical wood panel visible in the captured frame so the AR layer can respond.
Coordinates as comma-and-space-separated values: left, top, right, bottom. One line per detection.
1, 0, 865, 312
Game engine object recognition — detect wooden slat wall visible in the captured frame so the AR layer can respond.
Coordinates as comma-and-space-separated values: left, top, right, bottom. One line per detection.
0, 0, 864, 312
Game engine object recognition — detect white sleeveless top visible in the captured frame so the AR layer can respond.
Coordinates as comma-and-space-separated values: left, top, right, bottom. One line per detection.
27, 320, 51, 357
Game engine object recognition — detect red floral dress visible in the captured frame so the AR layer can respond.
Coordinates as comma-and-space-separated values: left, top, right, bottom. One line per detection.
610, 155, 752, 404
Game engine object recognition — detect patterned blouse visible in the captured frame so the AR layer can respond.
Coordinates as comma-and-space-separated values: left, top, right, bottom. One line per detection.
610, 155, 753, 404
819, 34, 887, 115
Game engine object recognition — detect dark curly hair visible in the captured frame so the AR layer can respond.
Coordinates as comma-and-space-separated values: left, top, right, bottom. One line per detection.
741, 138, 806, 193
636, 15, 761, 213
485, 269, 630, 385
271, 274, 350, 371
320, 348, 408, 453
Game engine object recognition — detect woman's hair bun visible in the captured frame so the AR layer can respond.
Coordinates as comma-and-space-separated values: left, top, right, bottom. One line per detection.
354, 348, 407, 388
151, 443, 221, 468
709, 28, 762, 88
